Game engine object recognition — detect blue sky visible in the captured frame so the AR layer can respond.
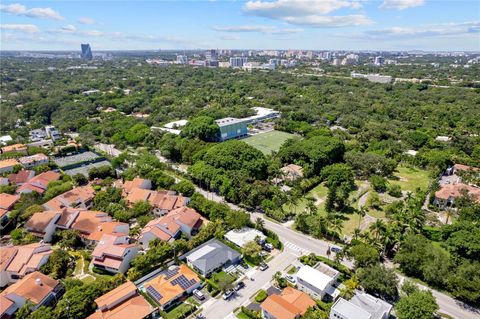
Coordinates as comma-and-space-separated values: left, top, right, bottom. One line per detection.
1, 0, 479, 51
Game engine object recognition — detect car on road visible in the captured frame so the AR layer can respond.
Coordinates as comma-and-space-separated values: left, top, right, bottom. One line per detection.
259, 262, 269, 271
330, 245, 343, 253
193, 289, 205, 300
234, 281, 245, 291
222, 290, 234, 300
285, 275, 296, 283
259, 251, 268, 258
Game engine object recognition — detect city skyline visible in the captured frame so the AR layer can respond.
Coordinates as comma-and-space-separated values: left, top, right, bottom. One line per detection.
1, 0, 479, 51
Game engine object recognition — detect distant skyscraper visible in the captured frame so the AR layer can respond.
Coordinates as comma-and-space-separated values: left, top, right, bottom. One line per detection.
230, 56, 248, 68
80, 44, 93, 60
205, 49, 218, 67
374, 56, 385, 66
176, 55, 188, 64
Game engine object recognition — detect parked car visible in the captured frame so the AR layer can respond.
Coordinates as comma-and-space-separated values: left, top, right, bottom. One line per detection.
193, 289, 205, 300
263, 243, 274, 251
259, 251, 268, 258
259, 262, 269, 271
234, 281, 245, 291
222, 290, 234, 300
285, 275, 296, 283
330, 245, 343, 253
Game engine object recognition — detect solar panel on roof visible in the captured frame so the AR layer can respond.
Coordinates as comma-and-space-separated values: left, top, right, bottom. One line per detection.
164, 267, 179, 280
146, 286, 163, 301
171, 275, 197, 290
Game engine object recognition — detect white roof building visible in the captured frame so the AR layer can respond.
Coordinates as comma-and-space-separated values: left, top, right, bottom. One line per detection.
296, 264, 339, 300
0, 135, 13, 146
224, 227, 266, 247
330, 292, 392, 319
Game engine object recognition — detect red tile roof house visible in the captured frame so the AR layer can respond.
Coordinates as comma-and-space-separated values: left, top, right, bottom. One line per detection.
7, 170, 35, 186
114, 177, 152, 196
0, 271, 64, 319
0, 159, 20, 174
0, 243, 52, 287
24, 208, 129, 245
0, 193, 20, 229
16, 171, 61, 195
18, 153, 49, 169
91, 233, 139, 274
86, 281, 156, 319
138, 207, 203, 249
260, 287, 316, 319
434, 183, 480, 209
42, 186, 95, 211
125, 188, 190, 216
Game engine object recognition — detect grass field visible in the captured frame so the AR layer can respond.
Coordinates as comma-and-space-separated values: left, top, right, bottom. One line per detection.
243, 130, 295, 155
390, 166, 431, 193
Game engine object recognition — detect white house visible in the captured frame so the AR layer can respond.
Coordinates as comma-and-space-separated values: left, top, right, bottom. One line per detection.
91, 234, 139, 274
330, 292, 392, 319
296, 263, 339, 300
224, 227, 266, 247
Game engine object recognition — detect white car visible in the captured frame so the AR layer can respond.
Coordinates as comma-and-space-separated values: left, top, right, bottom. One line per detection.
222, 290, 234, 300
285, 275, 296, 283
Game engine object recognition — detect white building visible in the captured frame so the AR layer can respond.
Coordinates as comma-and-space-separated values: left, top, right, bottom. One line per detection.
224, 227, 266, 247
296, 263, 339, 300
230, 56, 248, 68
330, 292, 392, 319
176, 55, 188, 64
0, 135, 13, 146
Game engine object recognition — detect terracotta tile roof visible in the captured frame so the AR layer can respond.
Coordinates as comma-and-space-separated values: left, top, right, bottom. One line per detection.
0, 193, 20, 210
70, 211, 113, 238
4, 243, 52, 275
435, 183, 480, 201
1, 144, 27, 153
16, 171, 61, 194
89, 290, 154, 319
144, 264, 200, 307
55, 208, 80, 228
167, 207, 202, 229
18, 153, 49, 165
94, 281, 137, 309
140, 217, 180, 243
149, 193, 179, 211
1, 271, 59, 305
126, 188, 153, 204
44, 186, 95, 210
0, 208, 7, 219
92, 234, 135, 262
260, 287, 315, 319
0, 247, 17, 272
0, 294, 15, 316
8, 170, 35, 185
87, 221, 128, 242
25, 211, 60, 235
0, 159, 20, 170
123, 178, 150, 194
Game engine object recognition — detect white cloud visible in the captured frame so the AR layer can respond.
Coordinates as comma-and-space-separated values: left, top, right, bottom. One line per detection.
213, 25, 303, 34
1, 23, 39, 33
77, 17, 96, 25
362, 21, 480, 39
243, 0, 371, 27
244, 0, 361, 17
62, 24, 77, 32
380, 0, 425, 10
220, 35, 240, 40
283, 14, 373, 27
0, 3, 64, 20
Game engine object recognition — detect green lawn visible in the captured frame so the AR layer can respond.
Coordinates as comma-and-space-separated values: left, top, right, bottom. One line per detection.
243, 130, 295, 155
237, 312, 254, 319
211, 271, 236, 285
162, 303, 196, 319
390, 166, 431, 193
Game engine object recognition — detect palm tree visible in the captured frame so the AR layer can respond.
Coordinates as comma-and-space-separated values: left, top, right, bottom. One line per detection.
254, 217, 265, 230
444, 207, 456, 225
353, 227, 361, 240
369, 219, 387, 241
331, 217, 343, 237
358, 206, 367, 229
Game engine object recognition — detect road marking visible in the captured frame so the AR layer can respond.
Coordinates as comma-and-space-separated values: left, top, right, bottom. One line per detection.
284, 241, 310, 255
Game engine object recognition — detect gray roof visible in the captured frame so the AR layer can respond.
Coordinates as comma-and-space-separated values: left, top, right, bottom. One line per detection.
185, 239, 241, 273
332, 292, 392, 319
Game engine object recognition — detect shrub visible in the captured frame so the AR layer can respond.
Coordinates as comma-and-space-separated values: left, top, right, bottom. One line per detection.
369, 175, 388, 193
387, 184, 402, 197
255, 290, 268, 303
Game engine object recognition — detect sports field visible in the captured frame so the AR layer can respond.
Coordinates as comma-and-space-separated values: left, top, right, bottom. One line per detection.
243, 130, 295, 155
